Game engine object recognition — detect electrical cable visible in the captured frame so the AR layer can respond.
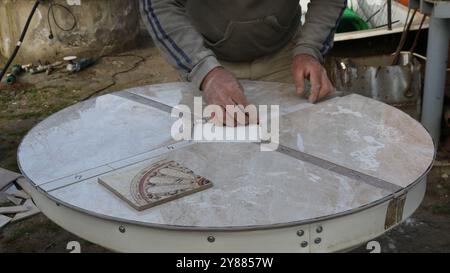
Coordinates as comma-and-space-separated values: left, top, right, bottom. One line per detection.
0, 0, 42, 83
47, 0, 77, 40
81, 54, 146, 101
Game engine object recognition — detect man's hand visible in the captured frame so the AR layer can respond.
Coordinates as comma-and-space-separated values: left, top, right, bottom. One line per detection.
201, 67, 249, 126
292, 54, 335, 103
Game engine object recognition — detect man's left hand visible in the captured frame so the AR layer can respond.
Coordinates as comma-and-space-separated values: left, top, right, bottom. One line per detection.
292, 54, 335, 103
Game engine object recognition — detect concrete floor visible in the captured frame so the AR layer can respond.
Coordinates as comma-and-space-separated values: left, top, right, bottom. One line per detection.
0, 45, 449, 253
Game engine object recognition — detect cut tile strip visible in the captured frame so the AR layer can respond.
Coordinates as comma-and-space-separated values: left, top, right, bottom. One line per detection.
0, 168, 21, 191
0, 214, 12, 229
6, 195, 23, 206
15, 177, 35, 197
0, 205, 29, 214
0, 192, 9, 204
11, 199, 40, 222
5, 184, 30, 199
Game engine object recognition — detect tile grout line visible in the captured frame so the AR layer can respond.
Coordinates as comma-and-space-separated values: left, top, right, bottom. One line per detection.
275, 144, 402, 192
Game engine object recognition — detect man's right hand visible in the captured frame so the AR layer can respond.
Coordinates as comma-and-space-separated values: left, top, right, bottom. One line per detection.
201, 67, 249, 126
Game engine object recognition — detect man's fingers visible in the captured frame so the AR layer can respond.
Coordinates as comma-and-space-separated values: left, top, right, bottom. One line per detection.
207, 98, 225, 126
201, 67, 256, 127
317, 73, 330, 101
294, 70, 306, 95
217, 96, 242, 127
228, 85, 250, 126
317, 72, 335, 101
234, 104, 250, 126
308, 68, 322, 103
230, 84, 248, 107
224, 97, 240, 127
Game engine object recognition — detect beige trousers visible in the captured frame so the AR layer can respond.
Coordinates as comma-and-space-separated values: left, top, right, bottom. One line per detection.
219, 39, 296, 84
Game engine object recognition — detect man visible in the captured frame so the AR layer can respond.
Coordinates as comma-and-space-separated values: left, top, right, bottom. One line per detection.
140, 0, 346, 123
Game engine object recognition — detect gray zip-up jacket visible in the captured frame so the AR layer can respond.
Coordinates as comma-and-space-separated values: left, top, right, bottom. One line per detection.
140, 0, 347, 89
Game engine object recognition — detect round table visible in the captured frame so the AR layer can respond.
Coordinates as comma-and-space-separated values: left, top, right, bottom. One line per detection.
17, 81, 435, 252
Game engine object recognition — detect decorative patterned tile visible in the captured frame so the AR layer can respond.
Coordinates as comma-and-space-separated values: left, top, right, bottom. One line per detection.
99, 160, 213, 211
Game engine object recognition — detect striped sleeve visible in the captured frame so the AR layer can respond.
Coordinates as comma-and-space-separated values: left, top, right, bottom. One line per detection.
294, 0, 347, 63
139, 0, 221, 89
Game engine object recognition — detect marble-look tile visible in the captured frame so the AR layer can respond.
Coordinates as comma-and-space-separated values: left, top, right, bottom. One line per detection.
241, 81, 314, 115
127, 81, 314, 116
127, 82, 196, 110
51, 143, 390, 228
18, 94, 178, 185
279, 94, 434, 188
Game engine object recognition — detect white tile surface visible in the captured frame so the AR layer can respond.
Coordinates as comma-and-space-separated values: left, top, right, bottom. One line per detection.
18, 94, 178, 185
279, 94, 434, 188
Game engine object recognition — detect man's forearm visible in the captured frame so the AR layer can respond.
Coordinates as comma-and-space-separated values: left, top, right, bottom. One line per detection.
294, 0, 347, 63
139, 0, 221, 89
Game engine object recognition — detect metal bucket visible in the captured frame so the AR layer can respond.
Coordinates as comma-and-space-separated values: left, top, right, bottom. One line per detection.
331, 52, 423, 119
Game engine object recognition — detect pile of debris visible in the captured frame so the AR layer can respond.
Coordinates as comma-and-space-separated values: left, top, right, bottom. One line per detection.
0, 168, 40, 229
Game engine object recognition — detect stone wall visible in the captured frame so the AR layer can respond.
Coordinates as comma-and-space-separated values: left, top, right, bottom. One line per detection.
0, 0, 145, 63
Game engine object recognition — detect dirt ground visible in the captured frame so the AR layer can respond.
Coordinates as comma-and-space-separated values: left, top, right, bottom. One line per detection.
0, 43, 449, 253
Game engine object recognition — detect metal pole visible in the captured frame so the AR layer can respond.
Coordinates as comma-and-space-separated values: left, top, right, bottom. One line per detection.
421, 16, 450, 147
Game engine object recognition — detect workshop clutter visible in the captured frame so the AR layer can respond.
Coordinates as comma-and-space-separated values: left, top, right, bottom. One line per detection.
1, 56, 96, 86
331, 52, 423, 119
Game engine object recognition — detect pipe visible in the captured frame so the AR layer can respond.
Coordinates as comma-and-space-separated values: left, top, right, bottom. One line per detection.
421, 16, 450, 147
0, 0, 43, 83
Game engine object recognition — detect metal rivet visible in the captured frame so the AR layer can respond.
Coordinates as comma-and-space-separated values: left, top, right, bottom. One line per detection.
316, 226, 323, 233
207, 236, 215, 243
300, 241, 308, 248
297, 230, 304, 237
119, 226, 126, 233
315, 238, 322, 244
